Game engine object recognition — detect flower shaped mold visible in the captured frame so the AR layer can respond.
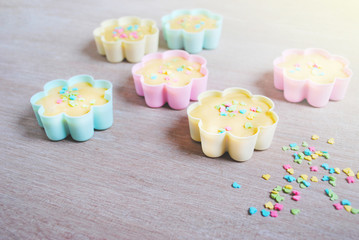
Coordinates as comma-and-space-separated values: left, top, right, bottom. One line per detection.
30, 75, 113, 141
94, 16, 159, 63
162, 9, 223, 53
187, 88, 279, 161
132, 50, 208, 109
273, 48, 352, 107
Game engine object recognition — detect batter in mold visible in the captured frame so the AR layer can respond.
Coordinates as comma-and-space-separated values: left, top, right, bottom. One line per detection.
189, 92, 276, 137
36, 82, 108, 117
136, 56, 204, 87
169, 14, 218, 32
277, 53, 349, 84
103, 23, 154, 42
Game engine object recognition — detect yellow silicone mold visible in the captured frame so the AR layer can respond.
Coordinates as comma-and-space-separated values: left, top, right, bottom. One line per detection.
187, 88, 279, 161
93, 16, 159, 63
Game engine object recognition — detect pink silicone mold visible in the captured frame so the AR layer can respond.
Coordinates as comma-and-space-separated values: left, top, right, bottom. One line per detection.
132, 50, 208, 109
273, 48, 352, 107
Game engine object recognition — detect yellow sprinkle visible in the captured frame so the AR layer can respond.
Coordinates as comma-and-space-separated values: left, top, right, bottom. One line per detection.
316, 151, 323, 156
265, 202, 274, 210
262, 174, 271, 180
300, 174, 308, 181
327, 138, 335, 144
271, 190, 279, 194
344, 205, 352, 212
310, 176, 318, 182
357, 171, 359, 179
186, 66, 193, 71
284, 185, 293, 189
311, 154, 318, 159
343, 168, 355, 176
287, 168, 294, 175
334, 168, 340, 174
311, 134, 319, 140
304, 156, 312, 161
246, 113, 255, 120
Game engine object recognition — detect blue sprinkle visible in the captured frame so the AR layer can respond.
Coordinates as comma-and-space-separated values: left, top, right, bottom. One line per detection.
302, 180, 310, 187
261, 209, 270, 217
304, 149, 311, 156
289, 143, 297, 148
72, 87, 78, 91
69, 95, 76, 100
321, 163, 329, 170
200, 21, 205, 25
322, 175, 329, 181
284, 175, 296, 182
293, 153, 299, 159
341, 199, 351, 206
239, 109, 247, 114
134, 24, 139, 30
322, 151, 328, 154
289, 70, 296, 73
59, 90, 65, 94
232, 182, 241, 189
220, 112, 227, 116
62, 86, 68, 90
249, 207, 257, 215
127, 26, 133, 31
325, 189, 330, 195
113, 31, 117, 34
329, 168, 335, 174
195, 24, 201, 29
176, 67, 183, 72
150, 74, 157, 80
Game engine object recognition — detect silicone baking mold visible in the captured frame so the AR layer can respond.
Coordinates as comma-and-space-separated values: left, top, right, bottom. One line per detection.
132, 50, 208, 109
94, 16, 159, 63
30, 75, 113, 141
273, 48, 352, 107
162, 9, 223, 54
187, 88, 279, 161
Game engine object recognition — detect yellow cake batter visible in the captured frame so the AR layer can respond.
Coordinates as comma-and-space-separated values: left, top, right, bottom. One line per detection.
190, 92, 276, 137
277, 53, 348, 84
36, 82, 108, 117
103, 24, 153, 42
136, 56, 204, 87
169, 14, 217, 33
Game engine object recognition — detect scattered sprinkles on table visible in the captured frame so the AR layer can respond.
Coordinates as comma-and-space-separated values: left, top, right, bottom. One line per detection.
247, 135, 358, 217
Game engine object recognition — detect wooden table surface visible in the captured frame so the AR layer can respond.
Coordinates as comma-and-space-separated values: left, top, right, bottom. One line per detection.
1, 0, 359, 239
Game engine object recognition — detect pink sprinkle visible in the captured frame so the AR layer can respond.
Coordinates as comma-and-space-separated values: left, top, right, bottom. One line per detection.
233, 110, 238, 114
225, 126, 232, 131
225, 103, 231, 107
270, 211, 278, 218
333, 203, 343, 210
309, 147, 316, 152
250, 107, 257, 112
56, 99, 63, 104
292, 195, 301, 201
164, 76, 170, 81
313, 64, 319, 68
310, 166, 318, 172
158, 70, 163, 73
116, 28, 124, 33
274, 203, 283, 211
346, 176, 355, 183
292, 190, 300, 196
120, 33, 127, 38
283, 164, 291, 170
220, 106, 226, 112
185, 70, 191, 75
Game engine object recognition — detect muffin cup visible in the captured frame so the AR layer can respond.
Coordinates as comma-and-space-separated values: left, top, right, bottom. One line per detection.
94, 17, 159, 63
273, 48, 352, 107
187, 88, 278, 161
162, 9, 222, 54
132, 50, 208, 109
30, 75, 113, 141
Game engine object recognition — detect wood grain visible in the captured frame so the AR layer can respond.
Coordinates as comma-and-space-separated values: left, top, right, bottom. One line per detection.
1, 0, 359, 239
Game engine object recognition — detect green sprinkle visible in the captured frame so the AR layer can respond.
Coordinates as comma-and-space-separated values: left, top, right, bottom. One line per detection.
298, 153, 305, 159
244, 122, 253, 129
302, 141, 308, 147
256, 107, 262, 113
215, 105, 221, 110
297, 177, 304, 183
270, 193, 278, 200
291, 146, 299, 151
351, 208, 359, 214
229, 113, 236, 117
282, 146, 290, 151
275, 195, 284, 203
240, 101, 247, 106
273, 186, 282, 192
294, 159, 302, 164
282, 188, 292, 194
90, 99, 96, 105
323, 153, 330, 159
232, 100, 239, 105
299, 183, 307, 189
291, 209, 300, 215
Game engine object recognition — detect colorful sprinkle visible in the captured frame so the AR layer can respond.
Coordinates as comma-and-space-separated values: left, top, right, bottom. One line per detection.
232, 182, 241, 188
290, 209, 300, 215
244, 122, 253, 129
261, 209, 270, 217
262, 174, 271, 180
248, 207, 257, 215
311, 134, 319, 140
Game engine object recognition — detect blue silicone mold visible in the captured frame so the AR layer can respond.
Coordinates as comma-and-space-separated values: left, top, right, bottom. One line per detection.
30, 75, 113, 141
162, 9, 223, 54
